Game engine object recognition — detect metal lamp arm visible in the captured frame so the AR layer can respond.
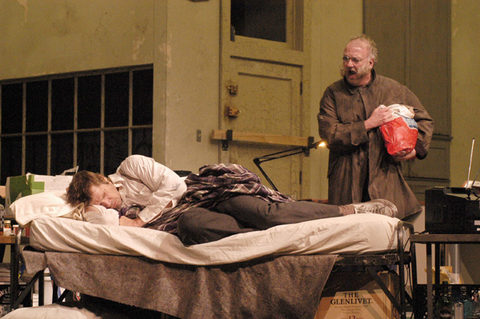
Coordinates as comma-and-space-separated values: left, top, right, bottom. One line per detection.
253, 138, 322, 191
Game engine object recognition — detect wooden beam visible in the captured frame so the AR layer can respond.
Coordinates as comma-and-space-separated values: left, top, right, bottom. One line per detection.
211, 130, 310, 147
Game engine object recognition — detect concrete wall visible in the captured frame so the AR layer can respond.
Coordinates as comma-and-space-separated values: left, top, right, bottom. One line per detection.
158, 0, 220, 171
451, 1, 480, 187
0, 0, 220, 173
451, 0, 480, 284
0, 0, 154, 77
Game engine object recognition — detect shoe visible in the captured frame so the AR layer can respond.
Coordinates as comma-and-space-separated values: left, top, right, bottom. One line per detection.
353, 199, 397, 217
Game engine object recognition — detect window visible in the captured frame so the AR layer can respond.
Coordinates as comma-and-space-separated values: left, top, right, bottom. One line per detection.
231, 0, 287, 42
0, 65, 153, 184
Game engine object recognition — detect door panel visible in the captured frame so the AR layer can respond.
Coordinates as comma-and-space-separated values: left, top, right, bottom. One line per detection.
220, 0, 307, 199
228, 59, 301, 135
227, 58, 302, 197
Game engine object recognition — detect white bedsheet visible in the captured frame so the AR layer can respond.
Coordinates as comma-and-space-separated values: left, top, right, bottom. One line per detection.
29, 214, 399, 266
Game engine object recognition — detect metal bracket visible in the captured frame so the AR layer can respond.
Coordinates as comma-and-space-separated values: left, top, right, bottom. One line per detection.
225, 106, 240, 118
222, 129, 233, 151
303, 136, 314, 156
227, 84, 238, 95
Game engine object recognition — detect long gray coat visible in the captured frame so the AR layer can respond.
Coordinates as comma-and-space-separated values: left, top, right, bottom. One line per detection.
318, 71, 434, 219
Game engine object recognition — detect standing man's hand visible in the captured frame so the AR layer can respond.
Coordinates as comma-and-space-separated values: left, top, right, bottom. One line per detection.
365, 105, 394, 131
392, 149, 417, 162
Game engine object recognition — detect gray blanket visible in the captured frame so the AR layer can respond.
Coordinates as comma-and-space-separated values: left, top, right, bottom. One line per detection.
23, 250, 337, 319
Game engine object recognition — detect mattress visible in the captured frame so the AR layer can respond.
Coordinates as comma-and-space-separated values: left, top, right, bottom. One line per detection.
28, 213, 400, 266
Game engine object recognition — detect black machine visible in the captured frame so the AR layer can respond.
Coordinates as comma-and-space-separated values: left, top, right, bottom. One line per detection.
425, 186, 480, 234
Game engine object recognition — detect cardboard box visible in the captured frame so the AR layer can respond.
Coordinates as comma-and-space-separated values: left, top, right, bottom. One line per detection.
0, 284, 12, 305
315, 271, 399, 319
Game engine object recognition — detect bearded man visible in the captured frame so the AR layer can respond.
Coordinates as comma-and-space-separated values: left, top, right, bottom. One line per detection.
317, 34, 434, 220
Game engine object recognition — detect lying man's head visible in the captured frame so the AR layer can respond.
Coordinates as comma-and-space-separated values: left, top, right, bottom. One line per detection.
67, 171, 115, 207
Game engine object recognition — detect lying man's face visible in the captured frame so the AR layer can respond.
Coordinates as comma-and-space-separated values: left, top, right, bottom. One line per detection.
88, 180, 123, 210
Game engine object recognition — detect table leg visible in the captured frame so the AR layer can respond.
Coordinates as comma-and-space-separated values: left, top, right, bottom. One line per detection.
435, 243, 441, 295
38, 273, 44, 306
426, 243, 433, 319
10, 243, 19, 310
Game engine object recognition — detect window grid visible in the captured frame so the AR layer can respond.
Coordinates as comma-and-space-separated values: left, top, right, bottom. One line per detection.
0, 65, 153, 183
47, 80, 52, 174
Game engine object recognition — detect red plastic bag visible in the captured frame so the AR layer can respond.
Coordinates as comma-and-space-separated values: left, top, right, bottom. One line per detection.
380, 104, 418, 156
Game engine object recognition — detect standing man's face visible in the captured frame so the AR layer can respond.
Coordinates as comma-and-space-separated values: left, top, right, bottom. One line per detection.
341, 39, 374, 87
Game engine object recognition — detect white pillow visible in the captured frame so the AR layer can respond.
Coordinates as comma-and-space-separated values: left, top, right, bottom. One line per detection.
10, 191, 83, 227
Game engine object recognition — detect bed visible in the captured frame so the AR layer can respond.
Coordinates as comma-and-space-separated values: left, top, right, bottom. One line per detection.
6, 191, 415, 319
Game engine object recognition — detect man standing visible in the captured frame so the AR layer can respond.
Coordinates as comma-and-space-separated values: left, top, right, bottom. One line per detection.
318, 34, 434, 219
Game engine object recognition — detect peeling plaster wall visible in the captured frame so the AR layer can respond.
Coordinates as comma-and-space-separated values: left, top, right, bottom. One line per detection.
0, 0, 154, 78
451, 0, 480, 188
161, 0, 220, 171
451, 0, 480, 285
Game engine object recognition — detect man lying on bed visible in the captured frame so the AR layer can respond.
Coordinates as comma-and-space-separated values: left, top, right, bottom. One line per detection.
66, 154, 398, 245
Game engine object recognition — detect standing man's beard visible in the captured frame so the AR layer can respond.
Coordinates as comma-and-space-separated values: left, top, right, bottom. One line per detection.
340, 63, 371, 82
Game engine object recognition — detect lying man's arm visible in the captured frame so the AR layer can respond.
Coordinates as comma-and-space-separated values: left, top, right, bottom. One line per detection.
119, 216, 146, 227
84, 205, 119, 226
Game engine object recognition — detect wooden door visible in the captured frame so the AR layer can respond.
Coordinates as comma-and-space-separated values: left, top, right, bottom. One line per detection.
219, 0, 310, 199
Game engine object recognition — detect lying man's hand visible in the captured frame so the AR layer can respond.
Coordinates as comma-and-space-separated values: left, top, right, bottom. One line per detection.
119, 216, 146, 227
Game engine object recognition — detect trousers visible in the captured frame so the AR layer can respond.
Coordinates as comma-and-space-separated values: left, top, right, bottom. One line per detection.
177, 195, 342, 245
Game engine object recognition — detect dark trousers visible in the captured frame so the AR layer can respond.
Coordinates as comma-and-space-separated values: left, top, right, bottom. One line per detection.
177, 195, 341, 245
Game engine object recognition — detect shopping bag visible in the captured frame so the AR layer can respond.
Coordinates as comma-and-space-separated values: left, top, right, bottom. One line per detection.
379, 104, 418, 156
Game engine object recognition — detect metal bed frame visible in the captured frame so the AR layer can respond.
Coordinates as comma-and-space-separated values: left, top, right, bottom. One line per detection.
12, 220, 416, 318
332, 221, 416, 319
